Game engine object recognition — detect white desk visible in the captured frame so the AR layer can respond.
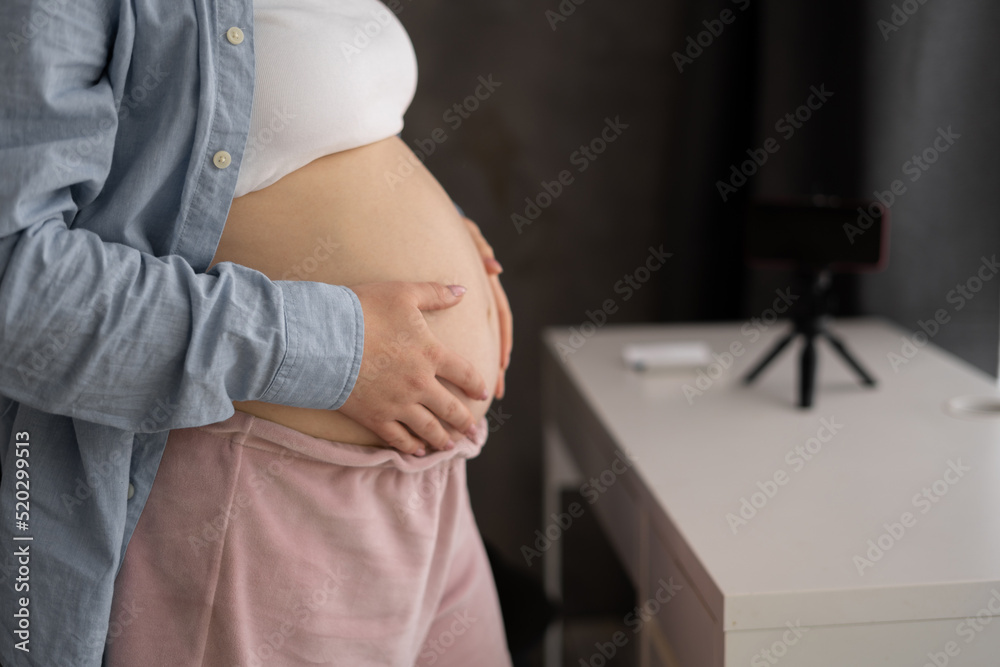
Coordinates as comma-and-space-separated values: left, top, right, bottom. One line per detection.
541, 318, 1000, 667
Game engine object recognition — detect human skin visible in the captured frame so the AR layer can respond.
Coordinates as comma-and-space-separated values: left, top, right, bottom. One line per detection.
209, 135, 511, 454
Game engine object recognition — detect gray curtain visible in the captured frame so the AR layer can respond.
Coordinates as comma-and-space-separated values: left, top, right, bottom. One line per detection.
753, 0, 1000, 377
858, 0, 1000, 377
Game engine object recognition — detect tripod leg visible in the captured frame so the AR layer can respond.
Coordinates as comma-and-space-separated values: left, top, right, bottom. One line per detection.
820, 329, 877, 387
800, 333, 817, 408
743, 331, 797, 384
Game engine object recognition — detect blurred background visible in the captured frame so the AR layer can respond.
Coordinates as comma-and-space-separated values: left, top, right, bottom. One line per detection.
395, 0, 1000, 663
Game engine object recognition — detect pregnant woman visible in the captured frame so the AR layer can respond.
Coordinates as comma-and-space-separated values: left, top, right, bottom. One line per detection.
1, 0, 519, 661
103, 2, 515, 666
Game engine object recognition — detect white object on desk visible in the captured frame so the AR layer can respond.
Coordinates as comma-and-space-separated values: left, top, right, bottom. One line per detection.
621, 340, 713, 372
542, 318, 1000, 667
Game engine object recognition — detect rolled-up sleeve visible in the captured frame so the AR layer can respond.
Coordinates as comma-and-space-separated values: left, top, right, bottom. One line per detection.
264, 279, 364, 410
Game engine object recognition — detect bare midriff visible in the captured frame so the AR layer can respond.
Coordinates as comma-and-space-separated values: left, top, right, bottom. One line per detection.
209, 136, 500, 447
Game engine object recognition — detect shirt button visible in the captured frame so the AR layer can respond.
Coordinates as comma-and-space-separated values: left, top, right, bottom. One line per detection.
127, 483, 135, 500
213, 150, 232, 169
226, 26, 245, 45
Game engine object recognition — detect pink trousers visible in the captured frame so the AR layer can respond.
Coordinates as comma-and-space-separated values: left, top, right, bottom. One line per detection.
107, 411, 512, 667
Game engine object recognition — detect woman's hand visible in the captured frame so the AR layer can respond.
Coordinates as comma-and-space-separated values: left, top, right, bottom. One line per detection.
339, 281, 489, 456
462, 217, 513, 399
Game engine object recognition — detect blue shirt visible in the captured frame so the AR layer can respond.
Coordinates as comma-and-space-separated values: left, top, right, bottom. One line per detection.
0, 0, 366, 664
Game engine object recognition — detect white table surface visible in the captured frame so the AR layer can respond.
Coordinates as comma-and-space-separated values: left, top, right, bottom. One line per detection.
542, 317, 1000, 633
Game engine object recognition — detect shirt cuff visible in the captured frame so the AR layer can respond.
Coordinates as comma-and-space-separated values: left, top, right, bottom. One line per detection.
260, 281, 364, 410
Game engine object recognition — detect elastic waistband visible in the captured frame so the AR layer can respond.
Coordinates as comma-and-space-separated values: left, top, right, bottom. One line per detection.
185, 410, 489, 472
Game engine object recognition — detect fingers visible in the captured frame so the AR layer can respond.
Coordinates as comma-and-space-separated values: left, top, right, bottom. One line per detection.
342, 280, 491, 457
374, 420, 428, 457
422, 384, 479, 439
463, 217, 494, 259
376, 402, 466, 456
463, 218, 510, 372
464, 217, 510, 398
463, 217, 503, 275
412, 281, 466, 311
437, 347, 489, 401
398, 404, 458, 452
492, 276, 509, 399
491, 274, 513, 371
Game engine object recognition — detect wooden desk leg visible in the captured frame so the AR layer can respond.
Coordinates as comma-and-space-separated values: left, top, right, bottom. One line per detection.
542, 420, 584, 667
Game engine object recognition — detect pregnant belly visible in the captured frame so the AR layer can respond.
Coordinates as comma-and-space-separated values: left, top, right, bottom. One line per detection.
209, 136, 500, 446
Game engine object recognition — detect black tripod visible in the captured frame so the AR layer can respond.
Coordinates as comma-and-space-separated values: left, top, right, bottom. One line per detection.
742, 270, 876, 408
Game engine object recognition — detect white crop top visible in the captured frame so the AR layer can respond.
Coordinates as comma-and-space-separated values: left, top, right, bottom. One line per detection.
233, 0, 418, 197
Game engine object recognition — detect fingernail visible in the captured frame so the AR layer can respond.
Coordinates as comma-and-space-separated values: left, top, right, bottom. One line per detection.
414, 448, 426, 457
465, 426, 478, 440
447, 284, 467, 297
486, 258, 504, 273
444, 440, 456, 451
479, 390, 490, 401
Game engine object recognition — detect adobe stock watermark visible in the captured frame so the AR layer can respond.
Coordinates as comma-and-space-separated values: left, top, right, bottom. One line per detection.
10, 271, 121, 385
384, 74, 502, 190
553, 245, 672, 361
101, 598, 145, 649
7, 0, 71, 53
672, 0, 752, 73
339, 1, 413, 62
395, 465, 449, 526
277, 235, 343, 281
392, 405, 511, 522
682, 288, 798, 404
717, 84, 834, 202
14, 309, 102, 388
419, 609, 478, 664
245, 568, 345, 667
843, 126, 960, 245
544, 0, 590, 31
877, 0, 932, 41
187, 448, 298, 556
243, 106, 298, 166
55, 439, 133, 515
511, 116, 629, 234
919, 588, 1000, 667
726, 417, 845, 535
886, 254, 999, 373
750, 621, 810, 667
57, 396, 178, 515
577, 577, 683, 666
852, 459, 971, 576
58, 64, 170, 173
521, 447, 638, 567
